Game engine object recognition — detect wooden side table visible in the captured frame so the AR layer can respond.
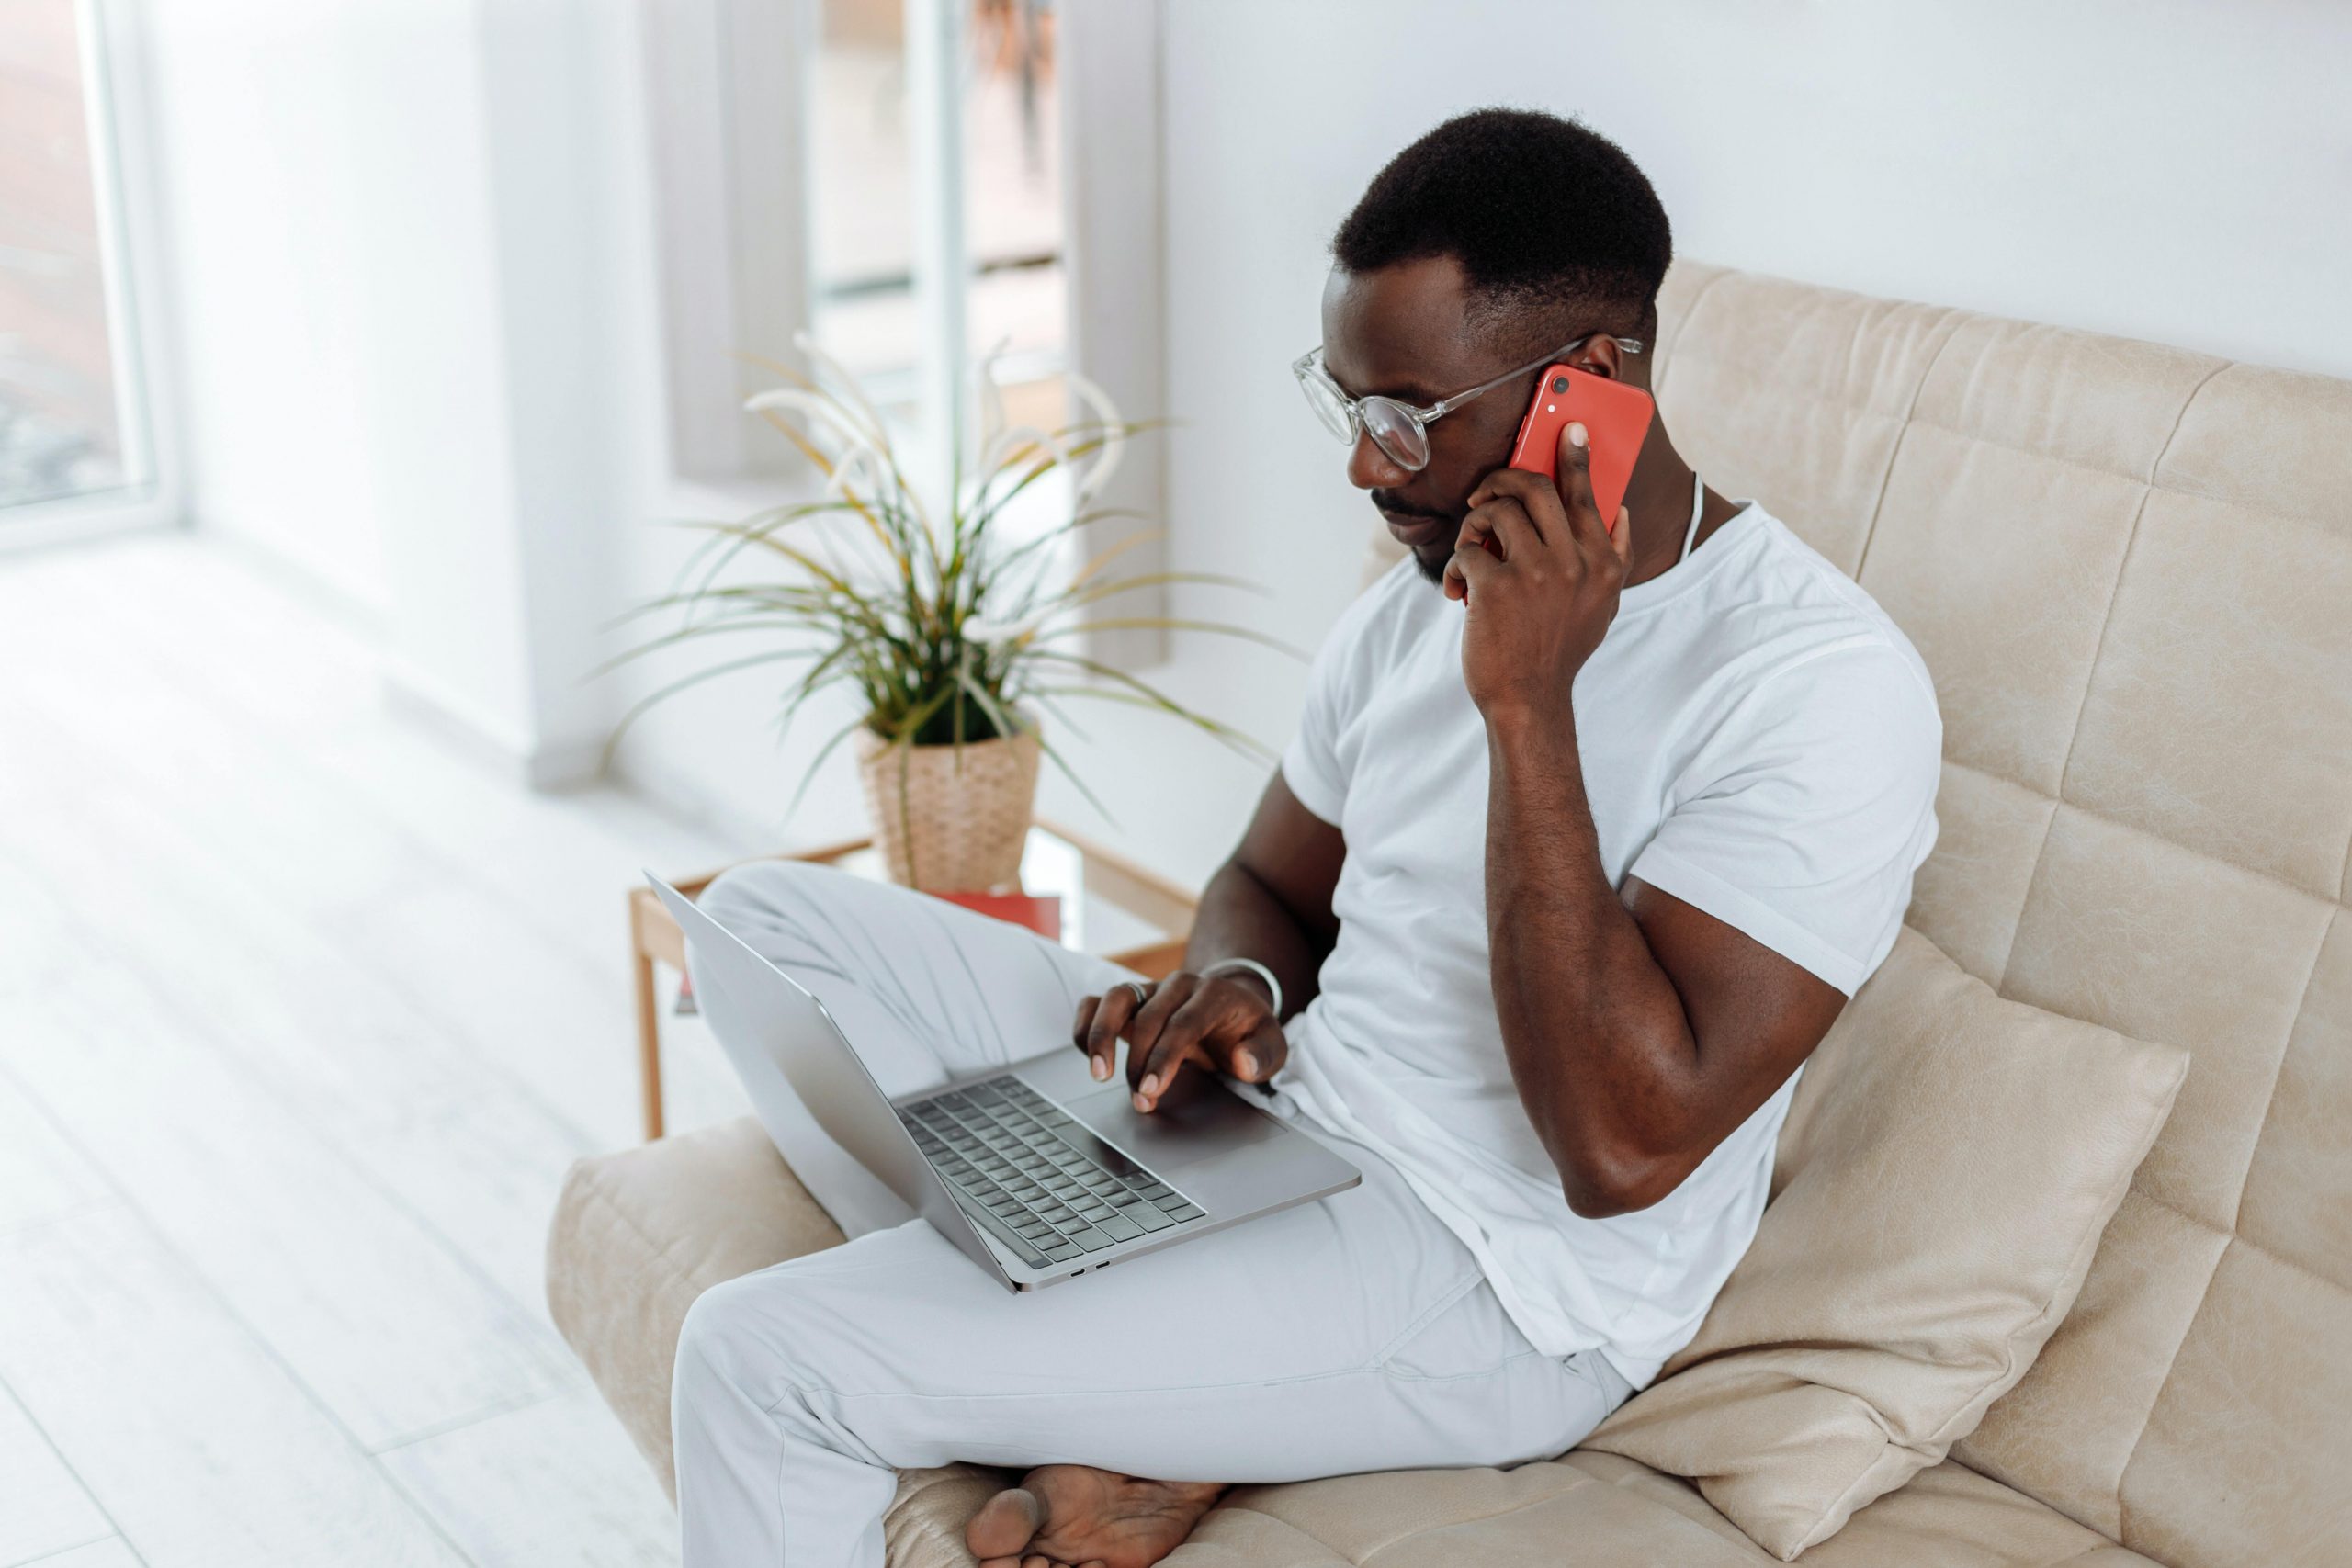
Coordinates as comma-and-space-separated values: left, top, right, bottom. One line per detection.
626, 816, 1200, 1141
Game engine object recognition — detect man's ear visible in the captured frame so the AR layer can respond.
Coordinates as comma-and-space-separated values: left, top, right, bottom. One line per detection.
1572, 334, 1630, 382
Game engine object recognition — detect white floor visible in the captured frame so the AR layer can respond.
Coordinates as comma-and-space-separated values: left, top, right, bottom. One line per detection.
0, 532, 774, 1567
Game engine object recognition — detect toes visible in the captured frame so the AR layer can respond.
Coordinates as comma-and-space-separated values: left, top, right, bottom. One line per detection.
967, 1486, 1047, 1559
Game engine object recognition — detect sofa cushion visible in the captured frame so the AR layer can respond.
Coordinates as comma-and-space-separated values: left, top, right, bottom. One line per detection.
547, 1115, 846, 1495
1584, 928, 2186, 1559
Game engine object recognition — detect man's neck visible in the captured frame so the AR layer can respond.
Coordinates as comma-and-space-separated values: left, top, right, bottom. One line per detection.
1619, 422, 1740, 588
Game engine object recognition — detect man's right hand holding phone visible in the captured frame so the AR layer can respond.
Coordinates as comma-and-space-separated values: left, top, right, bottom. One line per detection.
1073, 970, 1288, 1114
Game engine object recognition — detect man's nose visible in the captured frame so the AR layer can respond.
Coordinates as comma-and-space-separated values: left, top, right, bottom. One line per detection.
1346, 428, 1410, 491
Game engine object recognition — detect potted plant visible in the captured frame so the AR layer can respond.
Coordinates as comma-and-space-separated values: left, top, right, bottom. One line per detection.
604, 337, 1290, 891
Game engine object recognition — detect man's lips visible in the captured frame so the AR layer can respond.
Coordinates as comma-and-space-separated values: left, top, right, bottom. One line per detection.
1381, 508, 1452, 547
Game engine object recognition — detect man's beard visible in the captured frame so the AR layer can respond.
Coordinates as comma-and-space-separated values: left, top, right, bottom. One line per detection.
1373, 490, 1460, 587
1405, 543, 1449, 586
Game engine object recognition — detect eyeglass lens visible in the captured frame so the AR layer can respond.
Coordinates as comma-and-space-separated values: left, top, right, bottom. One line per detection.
1298, 357, 1434, 471
1360, 399, 1430, 469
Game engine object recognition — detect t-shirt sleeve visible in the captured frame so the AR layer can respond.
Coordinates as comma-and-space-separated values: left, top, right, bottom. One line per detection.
1279, 567, 1397, 827
1626, 644, 1941, 995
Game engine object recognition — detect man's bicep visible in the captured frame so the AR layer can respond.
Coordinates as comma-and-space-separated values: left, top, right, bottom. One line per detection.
1235, 771, 1347, 947
1623, 875, 1846, 1125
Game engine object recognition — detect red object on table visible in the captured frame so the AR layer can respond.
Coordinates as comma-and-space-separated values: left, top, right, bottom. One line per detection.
930, 890, 1063, 942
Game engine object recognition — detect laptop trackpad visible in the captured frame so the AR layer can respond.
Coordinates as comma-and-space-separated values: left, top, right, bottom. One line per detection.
1061, 1080, 1288, 1171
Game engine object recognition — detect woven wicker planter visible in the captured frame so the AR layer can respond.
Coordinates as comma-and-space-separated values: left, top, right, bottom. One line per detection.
853, 721, 1042, 892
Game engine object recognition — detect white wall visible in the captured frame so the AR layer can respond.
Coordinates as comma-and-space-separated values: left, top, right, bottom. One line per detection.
141, 0, 639, 778
141, 0, 397, 616
1023, 0, 2352, 888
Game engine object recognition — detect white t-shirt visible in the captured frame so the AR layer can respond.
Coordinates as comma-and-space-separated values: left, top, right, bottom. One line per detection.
1266, 501, 1941, 1390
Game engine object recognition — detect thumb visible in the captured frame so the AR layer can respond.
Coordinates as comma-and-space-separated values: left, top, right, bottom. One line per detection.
1227, 1016, 1288, 1082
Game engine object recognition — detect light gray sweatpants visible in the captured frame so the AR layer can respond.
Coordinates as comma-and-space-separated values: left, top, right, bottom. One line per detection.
676, 860, 1631, 1567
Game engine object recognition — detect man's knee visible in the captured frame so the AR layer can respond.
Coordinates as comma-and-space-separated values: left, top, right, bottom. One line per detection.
674, 1262, 848, 1413
697, 857, 833, 931
674, 1272, 764, 1411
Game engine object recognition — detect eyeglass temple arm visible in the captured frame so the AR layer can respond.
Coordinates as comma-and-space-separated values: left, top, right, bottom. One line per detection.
1422, 333, 1645, 417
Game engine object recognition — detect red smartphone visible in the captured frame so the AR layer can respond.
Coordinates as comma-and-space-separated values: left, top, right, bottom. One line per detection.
1503, 364, 1655, 539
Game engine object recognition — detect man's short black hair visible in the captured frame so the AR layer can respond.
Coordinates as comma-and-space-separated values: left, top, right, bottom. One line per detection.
1332, 107, 1672, 349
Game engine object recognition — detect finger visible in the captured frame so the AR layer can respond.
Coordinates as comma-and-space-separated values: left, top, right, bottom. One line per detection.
1465, 466, 1569, 545
1134, 996, 1218, 1108
1081, 987, 1137, 1081
1454, 495, 1544, 567
1227, 1014, 1288, 1082
1133, 991, 1223, 1104
1612, 504, 1634, 560
1442, 536, 1505, 603
1072, 995, 1110, 1078
1120, 975, 1192, 1090
1554, 421, 1608, 550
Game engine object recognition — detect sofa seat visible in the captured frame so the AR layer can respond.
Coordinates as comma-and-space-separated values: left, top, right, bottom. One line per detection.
548, 1116, 2160, 1568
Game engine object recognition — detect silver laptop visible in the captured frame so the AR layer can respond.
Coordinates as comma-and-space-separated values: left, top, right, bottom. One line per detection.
651, 876, 1361, 1291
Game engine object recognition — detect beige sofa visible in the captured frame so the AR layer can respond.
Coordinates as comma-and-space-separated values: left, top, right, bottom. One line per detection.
548, 263, 2352, 1565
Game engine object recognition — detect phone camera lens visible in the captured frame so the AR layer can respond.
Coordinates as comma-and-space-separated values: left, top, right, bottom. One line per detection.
1551, 376, 1569, 393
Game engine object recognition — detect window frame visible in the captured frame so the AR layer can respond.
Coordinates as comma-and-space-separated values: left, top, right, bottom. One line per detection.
0, 0, 184, 552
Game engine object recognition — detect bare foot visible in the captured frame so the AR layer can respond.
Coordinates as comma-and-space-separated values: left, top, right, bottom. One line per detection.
966, 1463, 1227, 1568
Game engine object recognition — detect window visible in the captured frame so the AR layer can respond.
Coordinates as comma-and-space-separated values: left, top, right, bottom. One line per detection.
641, 0, 1074, 490
0, 0, 156, 522
639, 0, 1166, 659
807, 0, 1065, 437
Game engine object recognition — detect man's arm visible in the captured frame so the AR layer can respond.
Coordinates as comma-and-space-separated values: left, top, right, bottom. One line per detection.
1075, 773, 1344, 1109
1484, 708, 1841, 1218
1448, 424, 1845, 1219
1181, 773, 1345, 1020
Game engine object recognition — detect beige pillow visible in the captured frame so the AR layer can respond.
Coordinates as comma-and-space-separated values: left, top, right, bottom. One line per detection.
1584, 927, 2187, 1560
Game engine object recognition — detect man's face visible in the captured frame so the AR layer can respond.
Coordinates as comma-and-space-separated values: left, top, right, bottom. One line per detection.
1317, 254, 1539, 586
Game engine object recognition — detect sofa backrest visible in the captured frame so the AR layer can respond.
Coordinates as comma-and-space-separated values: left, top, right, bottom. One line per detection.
1362, 262, 2352, 1566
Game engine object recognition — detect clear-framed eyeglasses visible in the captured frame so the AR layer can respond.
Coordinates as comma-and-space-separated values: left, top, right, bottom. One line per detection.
1291, 332, 1645, 472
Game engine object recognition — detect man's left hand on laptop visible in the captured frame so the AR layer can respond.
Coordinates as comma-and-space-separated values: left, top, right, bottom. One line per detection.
1074, 970, 1288, 1114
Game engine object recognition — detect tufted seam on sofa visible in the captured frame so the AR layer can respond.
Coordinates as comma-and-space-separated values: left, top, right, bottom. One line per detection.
2030, 1157, 2351, 1298
1650, 344, 1946, 424
1348, 1470, 1599, 1566
2050, 360, 2231, 817
1972, 765, 2064, 999
2222, 914, 2338, 1243
1952, 770, 2349, 927
2097, 1255, 2233, 1558
2040, 1547, 2156, 1568
566, 1157, 749, 1302
1182, 1502, 1355, 1566
2137, 362, 2231, 488
1939, 761, 2345, 939
1849, 310, 1965, 583
1212, 1472, 1609, 1567
1888, 412, 2205, 491
2340, 806, 2352, 908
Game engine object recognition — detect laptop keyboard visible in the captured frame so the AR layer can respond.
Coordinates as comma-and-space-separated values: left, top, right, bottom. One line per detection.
898, 1076, 1207, 1269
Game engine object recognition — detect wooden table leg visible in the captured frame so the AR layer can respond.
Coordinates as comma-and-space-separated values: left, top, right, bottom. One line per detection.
632, 948, 665, 1142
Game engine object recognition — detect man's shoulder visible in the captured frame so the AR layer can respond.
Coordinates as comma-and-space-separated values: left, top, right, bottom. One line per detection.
1714, 505, 1938, 712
